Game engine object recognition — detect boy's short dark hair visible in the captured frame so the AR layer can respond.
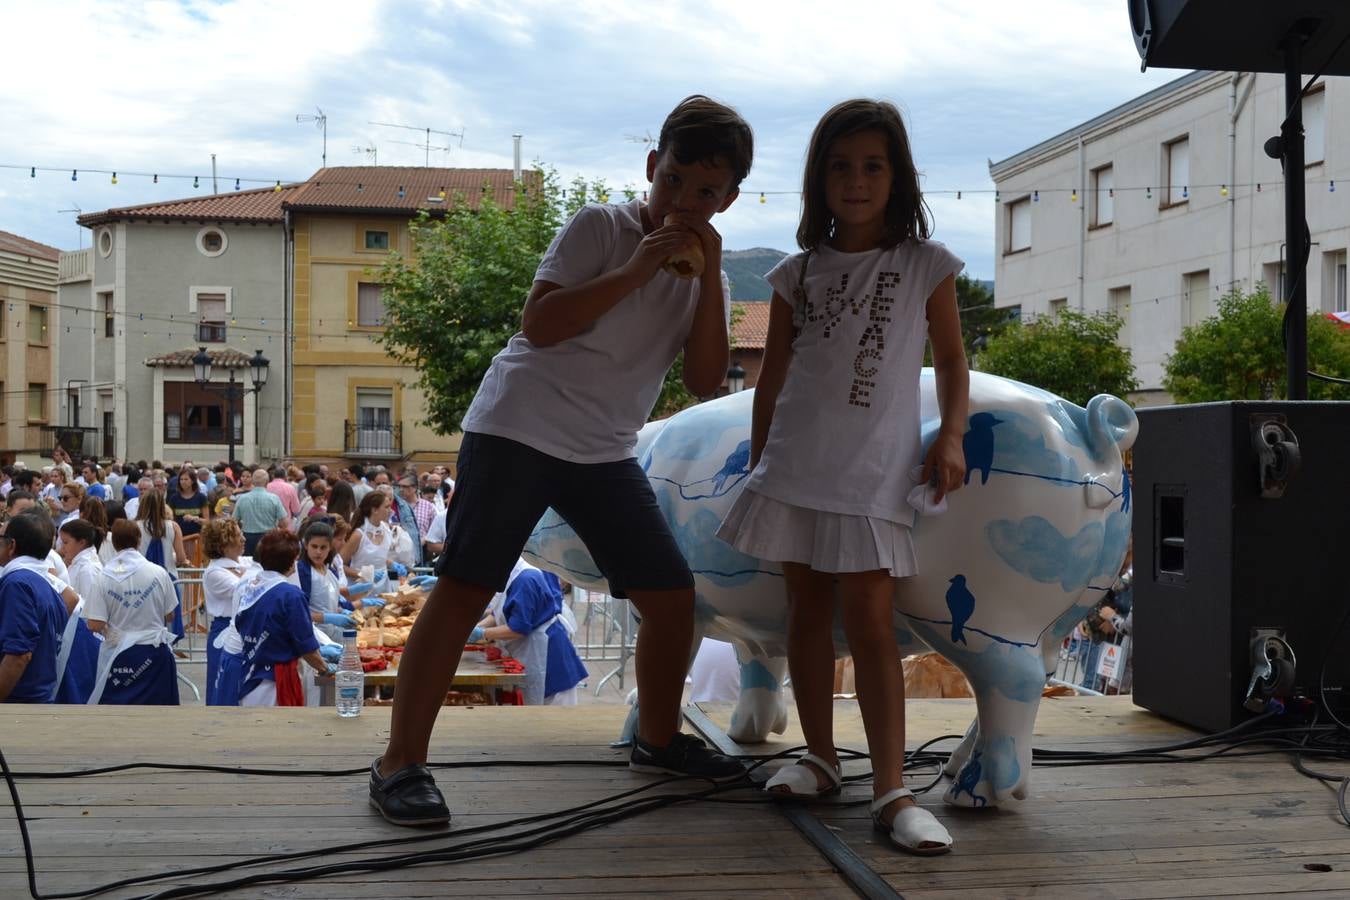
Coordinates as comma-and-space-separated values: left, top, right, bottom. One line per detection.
8, 512, 55, 559
6, 489, 34, 508
11, 471, 37, 492
657, 94, 754, 189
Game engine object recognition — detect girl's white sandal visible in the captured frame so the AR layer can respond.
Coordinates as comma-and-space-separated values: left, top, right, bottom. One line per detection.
764, 752, 842, 799
870, 787, 953, 855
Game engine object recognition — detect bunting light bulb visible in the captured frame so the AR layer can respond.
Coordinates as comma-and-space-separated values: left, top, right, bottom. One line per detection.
193, 176, 199, 188
1146, 186, 1152, 199
1220, 184, 1228, 197
1182, 185, 1189, 199
153, 174, 158, 184
397, 185, 405, 199
29, 166, 34, 178
234, 178, 241, 190
1108, 188, 1114, 198
1032, 190, 1039, 202
1070, 189, 1078, 203
957, 191, 962, 200
274, 180, 282, 192
110, 172, 117, 185
71, 170, 77, 181
357, 183, 363, 192
759, 192, 765, 204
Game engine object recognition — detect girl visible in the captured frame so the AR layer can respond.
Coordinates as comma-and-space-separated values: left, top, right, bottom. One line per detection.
135, 490, 187, 642
717, 100, 968, 855
167, 469, 210, 537
78, 496, 109, 561
227, 528, 337, 707
200, 518, 254, 705
340, 491, 398, 595
327, 480, 357, 526
293, 520, 376, 642
52, 518, 102, 704
85, 520, 180, 704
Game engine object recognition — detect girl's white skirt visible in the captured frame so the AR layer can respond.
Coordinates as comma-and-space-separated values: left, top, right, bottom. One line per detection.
716, 489, 917, 577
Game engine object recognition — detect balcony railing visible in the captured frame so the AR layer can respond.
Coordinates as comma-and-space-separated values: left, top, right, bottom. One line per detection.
344, 420, 402, 458
38, 425, 102, 457
58, 248, 92, 283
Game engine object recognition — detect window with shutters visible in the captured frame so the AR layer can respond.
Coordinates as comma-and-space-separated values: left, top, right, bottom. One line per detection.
1305, 87, 1326, 166
1006, 197, 1031, 253
1164, 136, 1189, 207
1184, 270, 1210, 326
196, 294, 227, 342
357, 282, 387, 327
1091, 165, 1114, 227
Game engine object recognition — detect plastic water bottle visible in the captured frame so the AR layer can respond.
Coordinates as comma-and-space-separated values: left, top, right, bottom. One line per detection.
335, 628, 364, 718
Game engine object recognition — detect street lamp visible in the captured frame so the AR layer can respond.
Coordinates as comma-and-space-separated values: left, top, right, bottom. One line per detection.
192, 346, 269, 467
726, 360, 747, 394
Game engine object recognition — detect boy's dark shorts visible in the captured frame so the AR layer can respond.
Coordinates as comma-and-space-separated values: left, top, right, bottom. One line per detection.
435, 431, 694, 598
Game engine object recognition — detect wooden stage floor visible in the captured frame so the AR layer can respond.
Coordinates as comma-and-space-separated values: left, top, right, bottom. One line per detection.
2, 697, 1348, 899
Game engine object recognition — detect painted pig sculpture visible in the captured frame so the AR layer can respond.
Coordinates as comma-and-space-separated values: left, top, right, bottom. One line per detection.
524, 370, 1136, 808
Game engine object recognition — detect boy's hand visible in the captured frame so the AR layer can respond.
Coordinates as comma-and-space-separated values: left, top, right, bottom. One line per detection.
623, 223, 700, 283
666, 212, 723, 269
920, 431, 966, 503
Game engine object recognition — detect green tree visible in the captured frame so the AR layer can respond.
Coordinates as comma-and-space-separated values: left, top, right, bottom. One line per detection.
977, 309, 1140, 407
1162, 285, 1350, 402
956, 274, 1015, 365
375, 168, 694, 435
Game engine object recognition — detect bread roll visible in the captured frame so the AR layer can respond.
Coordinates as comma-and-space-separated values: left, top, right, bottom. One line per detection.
661, 215, 704, 279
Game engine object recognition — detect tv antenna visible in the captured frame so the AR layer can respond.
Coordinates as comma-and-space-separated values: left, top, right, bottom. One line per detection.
389, 138, 453, 162
296, 107, 328, 167
57, 204, 83, 249
352, 142, 377, 165
369, 121, 464, 166
626, 130, 656, 151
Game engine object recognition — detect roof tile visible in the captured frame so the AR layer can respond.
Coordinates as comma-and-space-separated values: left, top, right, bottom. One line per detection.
732, 301, 770, 349
282, 166, 533, 214
78, 186, 299, 227
0, 229, 60, 261
144, 347, 254, 368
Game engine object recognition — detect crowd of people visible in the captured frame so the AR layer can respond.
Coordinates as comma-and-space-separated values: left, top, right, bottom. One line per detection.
0, 453, 469, 708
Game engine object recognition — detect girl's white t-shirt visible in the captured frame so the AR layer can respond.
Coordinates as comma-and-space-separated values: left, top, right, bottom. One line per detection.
746, 239, 964, 525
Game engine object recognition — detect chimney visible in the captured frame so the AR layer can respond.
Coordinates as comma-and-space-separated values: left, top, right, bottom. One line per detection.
512, 134, 522, 182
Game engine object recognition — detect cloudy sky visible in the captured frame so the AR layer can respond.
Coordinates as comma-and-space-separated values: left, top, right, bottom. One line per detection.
1, 0, 1183, 280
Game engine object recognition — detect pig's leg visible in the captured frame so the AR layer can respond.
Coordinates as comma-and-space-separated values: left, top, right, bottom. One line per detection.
944, 642, 1044, 808
727, 647, 789, 743
942, 717, 979, 777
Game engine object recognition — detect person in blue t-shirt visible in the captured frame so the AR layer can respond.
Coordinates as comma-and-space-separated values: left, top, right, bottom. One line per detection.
0, 514, 69, 703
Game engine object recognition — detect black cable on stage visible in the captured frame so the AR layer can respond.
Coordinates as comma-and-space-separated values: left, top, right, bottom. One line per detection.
6, 708, 1350, 898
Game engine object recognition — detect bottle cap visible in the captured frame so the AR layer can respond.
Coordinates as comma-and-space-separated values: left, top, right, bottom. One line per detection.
342, 628, 357, 638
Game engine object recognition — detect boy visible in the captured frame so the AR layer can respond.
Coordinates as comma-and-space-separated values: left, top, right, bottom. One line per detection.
370, 95, 754, 827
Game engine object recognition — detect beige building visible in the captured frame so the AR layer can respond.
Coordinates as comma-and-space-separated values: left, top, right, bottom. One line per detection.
0, 230, 61, 465
285, 166, 521, 466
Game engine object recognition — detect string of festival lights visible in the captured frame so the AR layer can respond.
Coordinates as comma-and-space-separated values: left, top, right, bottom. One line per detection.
3, 161, 1340, 205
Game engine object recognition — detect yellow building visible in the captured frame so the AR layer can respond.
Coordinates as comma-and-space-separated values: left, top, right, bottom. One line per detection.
285, 167, 520, 466
0, 230, 61, 466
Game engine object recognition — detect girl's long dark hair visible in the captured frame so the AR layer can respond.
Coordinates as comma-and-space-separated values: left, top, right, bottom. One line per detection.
796, 99, 930, 251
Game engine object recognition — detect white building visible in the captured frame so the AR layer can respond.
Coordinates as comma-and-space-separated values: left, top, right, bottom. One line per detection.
989, 70, 1347, 401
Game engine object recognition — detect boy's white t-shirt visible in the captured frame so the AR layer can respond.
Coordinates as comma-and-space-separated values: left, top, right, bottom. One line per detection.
746, 239, 964, 526
461, 200, 730, 463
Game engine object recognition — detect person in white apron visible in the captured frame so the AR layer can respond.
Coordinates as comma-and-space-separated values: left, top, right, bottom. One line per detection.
135, 490, 187, 643
293, 519, 380, 641
474, 559, 587, 705
85, 520, 179, 705
340, 492, 401, 598
53, 518, 104, 703
231, 528, 335, 707
200, 518, 257, 706
0, 514, 69, 703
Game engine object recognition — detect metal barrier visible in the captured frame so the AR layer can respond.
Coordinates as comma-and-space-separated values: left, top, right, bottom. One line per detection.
1053, 625, 1132, 696
568, 587, 636, 695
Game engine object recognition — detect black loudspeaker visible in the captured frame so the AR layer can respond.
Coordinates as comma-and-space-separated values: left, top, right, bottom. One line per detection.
1131, 402, 1350, 733
1129, 0, 1350, 76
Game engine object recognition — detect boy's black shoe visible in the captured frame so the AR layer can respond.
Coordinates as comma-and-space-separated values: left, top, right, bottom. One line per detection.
369, 757, 451, 827
629, 733, 747, 781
